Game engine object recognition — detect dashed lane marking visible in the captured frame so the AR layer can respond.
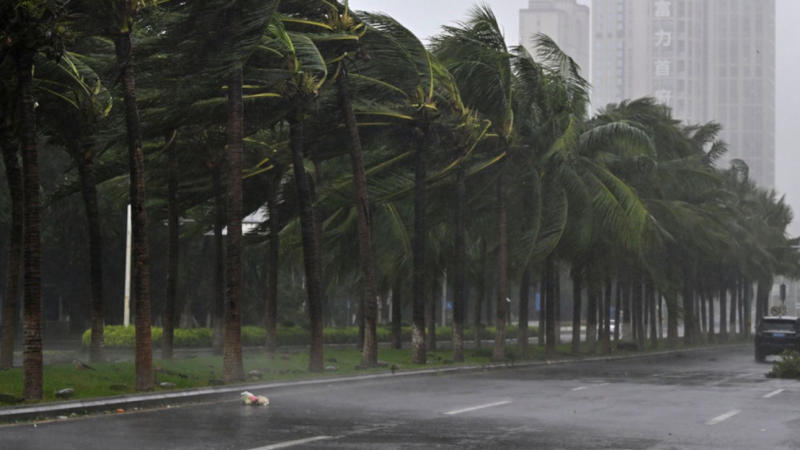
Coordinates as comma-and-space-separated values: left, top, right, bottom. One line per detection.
763, 389, 784, 399
571, 383, 608, 391
705, 409, 741, 425
444, 400, 513, 415
249, 435, 335, 449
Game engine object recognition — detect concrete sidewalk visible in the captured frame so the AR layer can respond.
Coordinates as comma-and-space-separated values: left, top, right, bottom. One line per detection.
0, 342, 749, 424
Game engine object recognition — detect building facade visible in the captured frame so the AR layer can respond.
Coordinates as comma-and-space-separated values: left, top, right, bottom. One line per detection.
519, 0, 591, 80
590, 0, 775, 188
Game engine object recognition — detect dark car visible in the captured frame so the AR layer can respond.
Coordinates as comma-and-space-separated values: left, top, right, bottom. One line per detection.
754, 316, 800, 362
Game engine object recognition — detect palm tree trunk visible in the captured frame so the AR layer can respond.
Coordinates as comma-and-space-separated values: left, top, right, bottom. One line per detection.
265, 175, 279, 355
518, 266, 530, 359
223, 63, 245, 382
554, 263, 561, 346
289, 117, 324, 372
706, 289, 715, 342
545, 258, 556, 356
211, 165, 225, 355
586, 278, 597, 351
77, 154, 105, 363
538, 275, 546, 348
391, 278, 402, 349
311, 160, 328, 328
622, 278, 631, 341
493, 169, 508, 361
426, 272, 437, 351
665, 293, 679, 347
698, 291, 707, 337
452, 165, 467, 362
681, 271, 694, 345
730, 280, 738, 335
743, 279, 752, 338
474, 240, 486, 349
570, 269, 582, 353
658, 294, 664, 339
115, 30, 153, 391
737, 278, 744, 336
635, 278, 646, 349
719, 286, 728, 341
755, 276, 771, 330
1, 140, 23, 369
18, 48, 43, 399
613, 280, 622, 343
163, 137, 178, 360
411, 128, 427, 364
646, 278, 657, 348
601, 277, 611, 353
336, 67, 379, 368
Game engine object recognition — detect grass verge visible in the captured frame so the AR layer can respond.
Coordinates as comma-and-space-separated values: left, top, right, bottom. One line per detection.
0, 337, 747, 406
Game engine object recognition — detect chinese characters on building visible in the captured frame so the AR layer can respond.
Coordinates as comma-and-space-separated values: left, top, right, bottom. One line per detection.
653, 0, 672, 105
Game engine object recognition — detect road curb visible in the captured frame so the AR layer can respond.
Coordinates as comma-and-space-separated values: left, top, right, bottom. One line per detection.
0, 342, 748, 423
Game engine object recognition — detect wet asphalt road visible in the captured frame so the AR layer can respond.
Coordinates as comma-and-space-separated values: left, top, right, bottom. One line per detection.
2, 344, 799, 450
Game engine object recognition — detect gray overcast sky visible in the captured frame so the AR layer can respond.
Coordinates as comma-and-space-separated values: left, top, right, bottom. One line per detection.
350, 0, 800, 235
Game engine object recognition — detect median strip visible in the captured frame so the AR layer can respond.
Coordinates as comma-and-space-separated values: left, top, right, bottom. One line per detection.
705, 409, 741, 425
444, 400, 512, 415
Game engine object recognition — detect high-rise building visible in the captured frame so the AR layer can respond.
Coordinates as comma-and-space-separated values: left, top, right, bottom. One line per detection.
519, 0, 591, 79
590, 0, 776, 188
706, 0, 776, 188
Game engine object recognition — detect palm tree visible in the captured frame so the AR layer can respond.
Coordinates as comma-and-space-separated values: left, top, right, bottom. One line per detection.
0, 132, 22, 370
263, 14, 329, 371
432, 5, 517, 361
34, 47, 115, 363
0, 68, 22, 368
2, 0, 69, 400
162, 133, 178, 360
113, 0, 154, 391
294, 1, 381, 367
355, 12, 449, 364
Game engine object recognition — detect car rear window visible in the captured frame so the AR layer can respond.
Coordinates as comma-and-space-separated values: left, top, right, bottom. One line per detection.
762, 321, 796, 332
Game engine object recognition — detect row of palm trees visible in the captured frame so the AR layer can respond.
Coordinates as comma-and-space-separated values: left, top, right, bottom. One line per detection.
1, 1, 797, 400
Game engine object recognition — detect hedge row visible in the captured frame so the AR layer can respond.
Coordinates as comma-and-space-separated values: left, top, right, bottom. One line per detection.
82, 324, 530, 349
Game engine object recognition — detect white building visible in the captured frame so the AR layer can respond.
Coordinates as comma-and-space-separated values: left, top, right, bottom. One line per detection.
519, 0, 591, 80
591, 0, 776, 188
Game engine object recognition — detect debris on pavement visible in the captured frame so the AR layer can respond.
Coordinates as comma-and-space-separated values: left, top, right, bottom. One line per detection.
240, 391, 269, 406
55, 388, 75, 399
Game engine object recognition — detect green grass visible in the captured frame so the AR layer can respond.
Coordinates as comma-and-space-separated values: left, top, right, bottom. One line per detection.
81, 325, 528, 349
0, 336, 741, 406
0, 347, 497, 405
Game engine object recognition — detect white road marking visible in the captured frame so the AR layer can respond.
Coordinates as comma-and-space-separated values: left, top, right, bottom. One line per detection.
763, 389, 785, 398
249, 435, 335, 449
444, 400, 513, 415
571, 383, 607, 391
705, 409, 741, 425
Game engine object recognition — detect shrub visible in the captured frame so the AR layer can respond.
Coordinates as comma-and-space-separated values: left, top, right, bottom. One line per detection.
82, 323, 532, 349
767, 350, 800, 379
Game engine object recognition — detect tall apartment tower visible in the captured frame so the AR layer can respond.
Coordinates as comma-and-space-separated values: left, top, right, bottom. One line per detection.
519, 0, 591, 80
591, 0, 776, 188
706, 0, 776, 188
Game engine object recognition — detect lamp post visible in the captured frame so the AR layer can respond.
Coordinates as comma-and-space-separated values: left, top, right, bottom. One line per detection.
124, 204, 132, 326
